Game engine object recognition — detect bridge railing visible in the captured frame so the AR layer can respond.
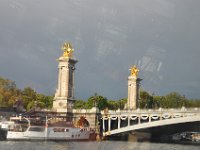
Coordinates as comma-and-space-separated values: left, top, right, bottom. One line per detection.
101, 107, 200, 115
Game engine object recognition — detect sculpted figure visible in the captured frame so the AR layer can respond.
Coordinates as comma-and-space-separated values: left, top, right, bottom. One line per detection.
130, 65, 139, 77
62, 42, 74, 58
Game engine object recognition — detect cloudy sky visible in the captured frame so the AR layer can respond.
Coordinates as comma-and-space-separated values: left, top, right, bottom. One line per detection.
0, 0, 200, 100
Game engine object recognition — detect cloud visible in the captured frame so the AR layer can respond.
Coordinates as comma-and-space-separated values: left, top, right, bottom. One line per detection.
0, 0, 200, 99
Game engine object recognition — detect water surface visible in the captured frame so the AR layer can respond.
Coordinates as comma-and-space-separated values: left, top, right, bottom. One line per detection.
0, 141, 199, 150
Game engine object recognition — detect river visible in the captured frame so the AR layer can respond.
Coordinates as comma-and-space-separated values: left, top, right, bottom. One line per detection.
0, 141, 199, 150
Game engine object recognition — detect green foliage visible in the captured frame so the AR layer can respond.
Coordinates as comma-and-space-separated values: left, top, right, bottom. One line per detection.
74, 100, 86, 109
36, 94, 53, 109
146, 92, 186, 109
74, 95, 109, 110
164, 92, 185, 108
74, 97, 127, 110
26, 101, 35, 111
22, 87, 36, 100
0, 77, 18, 107
1, 76, 200, 112
185, 99, 200, 107
0, 77, 16, 91
0, 77, 53, 111
0, 93, 6, 107
139, 90, 151, 108
107, 100, 118, 110
138, 91, 191, 109
87, 95, 108, 110
117, 98, 127, 110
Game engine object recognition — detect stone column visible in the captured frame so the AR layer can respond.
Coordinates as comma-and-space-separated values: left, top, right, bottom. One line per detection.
58, 67, 62, 96
127, 76, 137, 110
65, 64, 69, 97
127, 66, 141, 110
53, 42, 77, 112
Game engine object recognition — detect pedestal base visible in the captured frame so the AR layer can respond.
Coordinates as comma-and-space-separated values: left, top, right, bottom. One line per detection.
53, 97, 75, 113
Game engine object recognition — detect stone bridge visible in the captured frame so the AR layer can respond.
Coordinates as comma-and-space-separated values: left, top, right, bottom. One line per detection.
101, 107, 200, 136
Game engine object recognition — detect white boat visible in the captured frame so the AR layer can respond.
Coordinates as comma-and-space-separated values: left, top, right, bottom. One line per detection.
7, 126, 95, 141
172, 132, 200, 142
6, 116, 96, 141
0, 121, 15, 130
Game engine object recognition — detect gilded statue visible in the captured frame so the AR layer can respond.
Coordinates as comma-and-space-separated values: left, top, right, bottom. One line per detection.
130, 65, 139, 77
61, 42, 74, 58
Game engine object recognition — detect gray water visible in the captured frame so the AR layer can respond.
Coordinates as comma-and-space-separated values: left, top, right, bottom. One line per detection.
0, 141, 199, 150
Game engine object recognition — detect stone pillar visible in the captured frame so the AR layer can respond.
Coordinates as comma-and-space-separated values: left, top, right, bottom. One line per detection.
58, 67, 62, 96
127, 66, 141, 110
53, 43, 78, 113
127, 76, 137, 110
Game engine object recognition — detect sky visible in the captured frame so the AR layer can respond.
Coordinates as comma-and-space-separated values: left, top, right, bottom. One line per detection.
0, 0, 200, 100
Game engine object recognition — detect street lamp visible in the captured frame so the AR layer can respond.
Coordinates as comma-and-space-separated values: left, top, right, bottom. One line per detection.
93, 93, 97, 108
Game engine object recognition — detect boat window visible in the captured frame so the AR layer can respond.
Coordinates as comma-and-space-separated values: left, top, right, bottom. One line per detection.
28, 127, 45, 132
53, 128, 68, 132
65, 129, 69, 132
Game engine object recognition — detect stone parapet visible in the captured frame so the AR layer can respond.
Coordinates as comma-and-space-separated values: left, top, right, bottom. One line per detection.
72, 107, 99, 114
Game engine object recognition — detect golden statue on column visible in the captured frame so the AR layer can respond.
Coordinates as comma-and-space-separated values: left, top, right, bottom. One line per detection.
62, 42, 74, 58
130, 65, 139, 77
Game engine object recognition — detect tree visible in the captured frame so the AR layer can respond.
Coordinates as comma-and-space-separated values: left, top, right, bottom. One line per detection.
22, 87, 36, 99
26, 101, 35, 111
0, 77, 16, 91
139, 90, 151, 108
74, 100, 86, 109
107, 100, 118, 110
153, 95, 163, 108
0, 93, 5, 107
21, 87, 37, 110
165, 92, 185, 108
87, 95, 108, 110
0, 77, 18, 107
36, 94, 53, 109
117, 98, 127, 109
1, 76, 200, 111
185, 99, 200, 107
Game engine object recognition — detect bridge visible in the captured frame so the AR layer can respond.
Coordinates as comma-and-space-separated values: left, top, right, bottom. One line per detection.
101, 107, 200, 136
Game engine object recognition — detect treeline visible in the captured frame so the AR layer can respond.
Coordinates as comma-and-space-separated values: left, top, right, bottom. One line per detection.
74, 90, 200, 110
1, 76, 200, 112
0, 77, 53, 112
74, 95, 127, 110
139, 90, 200, 109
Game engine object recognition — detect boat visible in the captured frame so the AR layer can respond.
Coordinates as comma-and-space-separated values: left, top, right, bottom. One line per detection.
6, 116, 96, 141
172, 132, 200, 143
7, 125, 95, 141
190, 132, 200, 142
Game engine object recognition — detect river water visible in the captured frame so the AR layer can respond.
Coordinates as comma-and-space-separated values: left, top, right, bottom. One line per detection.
0, 141, 199, 150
